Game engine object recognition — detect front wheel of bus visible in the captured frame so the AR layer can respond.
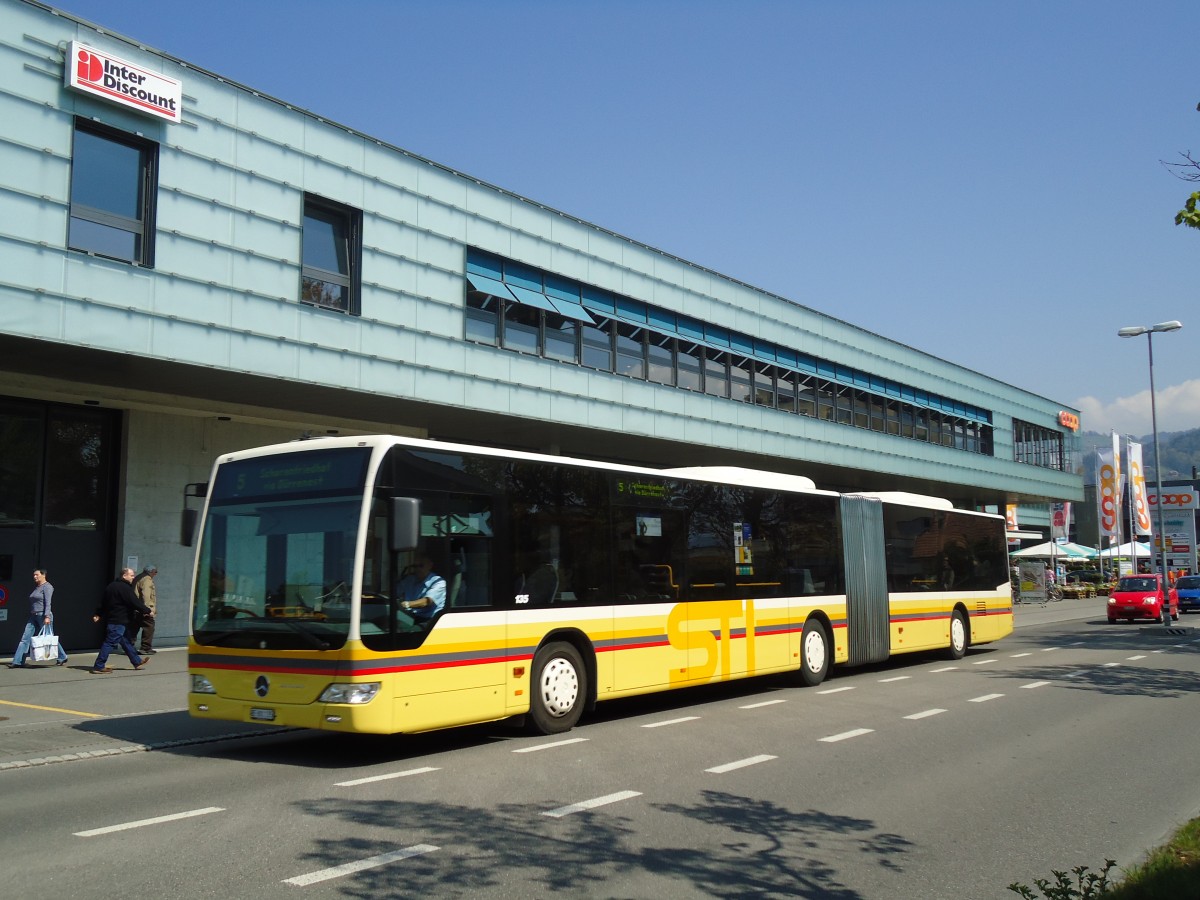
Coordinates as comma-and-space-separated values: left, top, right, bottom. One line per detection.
947, 609, 968, 660
528, 641, 586, 735
797, 619, 829, 687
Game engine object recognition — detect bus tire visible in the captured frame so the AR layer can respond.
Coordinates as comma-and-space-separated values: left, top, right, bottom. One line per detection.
528, 641, 586, 735
797, 619, 830, 687
947, 609, 968, 660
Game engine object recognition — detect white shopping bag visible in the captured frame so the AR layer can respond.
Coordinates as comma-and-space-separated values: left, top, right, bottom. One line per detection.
31, 625, 60, 662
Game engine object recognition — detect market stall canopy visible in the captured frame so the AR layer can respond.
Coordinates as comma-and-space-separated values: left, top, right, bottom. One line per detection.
1010, 541, 1096, 559
1098, 541, 1152, 558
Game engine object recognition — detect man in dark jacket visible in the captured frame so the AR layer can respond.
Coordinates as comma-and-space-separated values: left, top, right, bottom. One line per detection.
90, 568, 152, 674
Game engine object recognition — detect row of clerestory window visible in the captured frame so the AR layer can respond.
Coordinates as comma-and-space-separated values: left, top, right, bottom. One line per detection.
465, 248, 996, 456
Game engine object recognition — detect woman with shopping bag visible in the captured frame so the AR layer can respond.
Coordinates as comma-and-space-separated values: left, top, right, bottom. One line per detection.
8, 568, 69, 668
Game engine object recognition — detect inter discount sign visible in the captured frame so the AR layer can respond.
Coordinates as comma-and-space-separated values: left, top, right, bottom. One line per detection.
65, 41, 181, 123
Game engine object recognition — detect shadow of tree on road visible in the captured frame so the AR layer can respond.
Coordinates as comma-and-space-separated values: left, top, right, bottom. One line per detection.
285, 790, 912, 898
990, 662, 1200, 698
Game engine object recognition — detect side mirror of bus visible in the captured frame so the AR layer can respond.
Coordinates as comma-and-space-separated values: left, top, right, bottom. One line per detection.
390, 498, 420, 551
181, 481, 209, 547
181, 508, 199, 547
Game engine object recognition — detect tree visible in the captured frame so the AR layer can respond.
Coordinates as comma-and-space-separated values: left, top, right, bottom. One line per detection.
1164, 102, 1200, 230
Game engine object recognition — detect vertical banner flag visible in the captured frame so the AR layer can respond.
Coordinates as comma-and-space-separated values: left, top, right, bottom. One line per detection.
1128, 441, 1152, 536
1005, 505, 1019, 531
1098, 446, 1119, 539
1051, 502, 1071, 541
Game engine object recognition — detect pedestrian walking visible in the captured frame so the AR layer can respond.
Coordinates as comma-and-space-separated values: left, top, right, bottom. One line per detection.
8, 568, 69, 668
90, 568, 151, 674
128, 564, 158, 654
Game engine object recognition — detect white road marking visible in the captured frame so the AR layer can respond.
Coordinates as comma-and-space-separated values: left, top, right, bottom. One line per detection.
1127, 655, 1147, 661
75, 807, 224, 837
820, 728, 874, 743
1041, 647, 1059, 652
878, 676, 911, 683
283, 845, 438, 885
1064, 670, 1086, 678
904, 708, 947, 720
929, 666, 958, 673
542, 791, 642, 817
705, 755, 777, 774
740, 699, 787, 709
1009, 652, 1032, 658
643, 716, 702, 727
336, 767, 439, 787
817, 685, 855, 695
1020, 681, 1051, 689
1102, 662, 1120, 668
968, 693, 1004, 703
513, 737, 588, 753
972, 659, 996, 666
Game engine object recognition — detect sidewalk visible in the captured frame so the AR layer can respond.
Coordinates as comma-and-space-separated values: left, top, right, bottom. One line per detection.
0, 598, 1105, 770
0, 645, 279, 770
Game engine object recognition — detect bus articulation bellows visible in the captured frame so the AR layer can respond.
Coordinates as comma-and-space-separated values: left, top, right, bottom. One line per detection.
186, 435, 1012, 735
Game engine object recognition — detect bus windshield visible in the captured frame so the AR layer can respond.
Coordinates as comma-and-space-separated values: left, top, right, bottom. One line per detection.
191, 447, 370, 650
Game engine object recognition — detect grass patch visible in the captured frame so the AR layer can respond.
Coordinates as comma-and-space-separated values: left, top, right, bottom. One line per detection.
1009, 817, 1200, 899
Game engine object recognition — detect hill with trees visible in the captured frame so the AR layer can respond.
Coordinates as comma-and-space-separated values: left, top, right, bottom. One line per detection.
1079, 429, 1200, 481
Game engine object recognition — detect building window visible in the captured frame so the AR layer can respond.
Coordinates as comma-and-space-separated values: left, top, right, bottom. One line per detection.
465, 290, 500, 344
677, 342, 703, 392
582, 318, 615, 372
615, 323, 647, 379
647, 333, 675, 386
704, 350, 729, 399
301, 194, 362, 315
544, 312, 580, 363
68, 119, 158, 266
1013, 419, 1067, 471
502, 303, 541, 354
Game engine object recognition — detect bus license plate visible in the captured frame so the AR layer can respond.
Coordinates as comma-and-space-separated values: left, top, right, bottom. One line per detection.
250, 708, 276, 721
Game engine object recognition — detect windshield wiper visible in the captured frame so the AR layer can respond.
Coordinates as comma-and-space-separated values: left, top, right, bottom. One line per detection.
272, 617, 331, 650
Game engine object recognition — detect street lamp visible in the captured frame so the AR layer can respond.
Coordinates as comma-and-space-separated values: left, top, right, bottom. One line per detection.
1117, 320, 1183, 625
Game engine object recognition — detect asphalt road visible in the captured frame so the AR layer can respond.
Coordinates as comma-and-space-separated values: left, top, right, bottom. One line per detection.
2, 597, 1198, 899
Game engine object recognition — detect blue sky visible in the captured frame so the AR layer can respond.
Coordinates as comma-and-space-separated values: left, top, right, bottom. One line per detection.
48, 0, 1200, 436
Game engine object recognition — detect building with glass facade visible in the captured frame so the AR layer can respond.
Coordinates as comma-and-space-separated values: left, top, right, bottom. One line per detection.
0, 0, 1081, 652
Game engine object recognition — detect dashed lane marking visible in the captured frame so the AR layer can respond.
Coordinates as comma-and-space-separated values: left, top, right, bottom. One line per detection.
706, 755, 777, 774
543, 790, 642, 817
75, 806, 223, 837
904, 709, 946, 720
820, 728, 874, 743
336, 767, 439, 787
642, 716, 701, 728
513, 737, 588, 754
283, 845, 438, 885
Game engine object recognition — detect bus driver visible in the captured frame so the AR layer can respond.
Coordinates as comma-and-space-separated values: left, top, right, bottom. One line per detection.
396, 554, 446, 629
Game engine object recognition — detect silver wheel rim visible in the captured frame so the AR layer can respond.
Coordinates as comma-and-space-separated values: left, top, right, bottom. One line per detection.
539, 656, 579, 718
803, 628, 826, 674
951, 615, 965, 653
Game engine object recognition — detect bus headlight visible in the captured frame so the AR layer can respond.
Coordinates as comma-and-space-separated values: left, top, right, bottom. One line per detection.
319, 682, 381, 705
191, 674, 216, 694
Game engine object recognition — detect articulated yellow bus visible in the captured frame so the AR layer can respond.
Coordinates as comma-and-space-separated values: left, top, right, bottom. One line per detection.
186, 435, 1012, 735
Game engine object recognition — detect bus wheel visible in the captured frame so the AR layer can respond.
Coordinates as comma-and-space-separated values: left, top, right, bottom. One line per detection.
947, 609, 968, 660
528, 641, 586, 735
797, 619, 829, 687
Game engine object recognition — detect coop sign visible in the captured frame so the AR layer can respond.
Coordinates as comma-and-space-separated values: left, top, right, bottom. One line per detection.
65, 41, 182, 123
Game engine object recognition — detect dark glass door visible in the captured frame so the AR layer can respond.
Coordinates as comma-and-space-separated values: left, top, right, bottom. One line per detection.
0, 399, 118, 656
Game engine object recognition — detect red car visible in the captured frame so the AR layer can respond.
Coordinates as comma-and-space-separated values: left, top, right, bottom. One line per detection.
1107, 574, 1179, 624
